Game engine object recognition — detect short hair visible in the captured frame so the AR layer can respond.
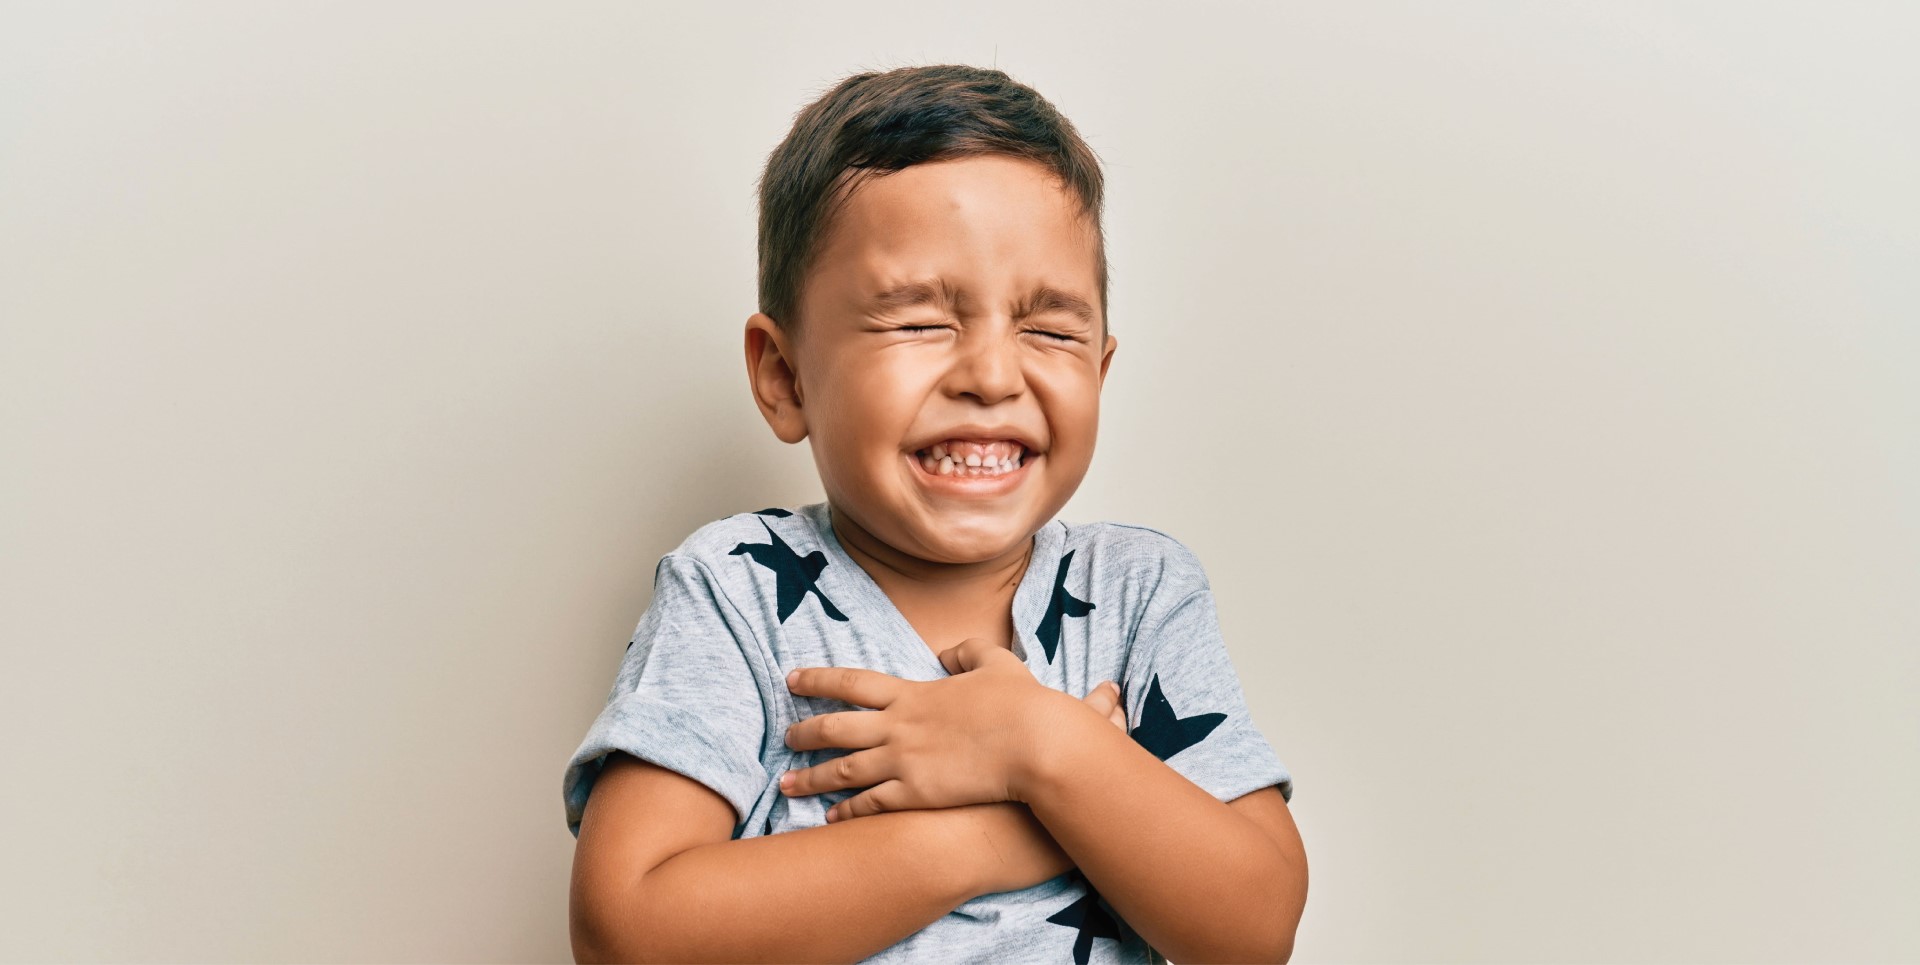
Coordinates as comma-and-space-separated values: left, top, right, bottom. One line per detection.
755, 64, 1109, 341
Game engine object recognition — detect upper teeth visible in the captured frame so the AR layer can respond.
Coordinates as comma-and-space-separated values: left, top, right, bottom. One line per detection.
915, 439, 1027, 476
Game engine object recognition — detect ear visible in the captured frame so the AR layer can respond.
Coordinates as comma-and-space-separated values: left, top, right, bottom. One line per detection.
745, 313, 809, 444
1097, 331, 1118, 389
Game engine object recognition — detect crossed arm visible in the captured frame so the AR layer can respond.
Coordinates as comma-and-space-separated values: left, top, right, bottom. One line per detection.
781, 638, 1307, 963
1017, 696, 1307, 963
572, 644, 1306, 963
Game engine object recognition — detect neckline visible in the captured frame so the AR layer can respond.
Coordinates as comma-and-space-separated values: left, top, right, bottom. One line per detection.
804, 501, 1065, 679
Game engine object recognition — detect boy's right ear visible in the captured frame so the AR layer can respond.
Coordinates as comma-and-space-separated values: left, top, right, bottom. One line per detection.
744, 313, 809, 444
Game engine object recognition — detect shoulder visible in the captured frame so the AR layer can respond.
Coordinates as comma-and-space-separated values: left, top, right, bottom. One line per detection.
653, 505, 819, 579
1059, 517, 1211, 596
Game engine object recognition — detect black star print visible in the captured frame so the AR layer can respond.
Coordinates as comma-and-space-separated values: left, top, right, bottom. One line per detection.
729, 517, 850, 624
1034, 549, 1095, 663
1129, 672, 1226, 761
749, 507, 794, 517
1047, 868, 1126, 964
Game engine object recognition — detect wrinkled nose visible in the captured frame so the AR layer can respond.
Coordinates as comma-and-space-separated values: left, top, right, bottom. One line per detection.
948, 326, 1024, 404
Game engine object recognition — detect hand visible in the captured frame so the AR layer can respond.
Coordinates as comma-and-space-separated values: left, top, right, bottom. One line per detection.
783, 638, 1076, 821
959, 679, 1129, 896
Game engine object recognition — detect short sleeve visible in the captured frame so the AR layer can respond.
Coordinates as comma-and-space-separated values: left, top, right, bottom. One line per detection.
1121, 554, 1295, 805
562, 554, 771, 838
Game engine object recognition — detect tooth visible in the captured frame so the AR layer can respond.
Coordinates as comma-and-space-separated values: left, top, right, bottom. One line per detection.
931, 443, 947, 460
982, 454, 998, 469
939, 455, 955, 475
965, 453, 982, 467
920, 453, 937, 473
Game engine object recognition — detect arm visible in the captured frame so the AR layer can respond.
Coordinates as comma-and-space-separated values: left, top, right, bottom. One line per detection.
573, 685, 1136, 963
571, 752, 1052, 964
1019, 697, 1306, 963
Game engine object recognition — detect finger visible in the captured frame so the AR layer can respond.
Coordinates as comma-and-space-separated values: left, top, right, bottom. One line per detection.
937, 637, 990, 676
784, 708, 887, 753
1082, 680, 1118, 716
786, 666, 904, 709
1078, 681, 1127, 732
939, 636, 1020, 676
781, 747, 892, 798
825, 778, 907, 823
1098, 681, 1127, 731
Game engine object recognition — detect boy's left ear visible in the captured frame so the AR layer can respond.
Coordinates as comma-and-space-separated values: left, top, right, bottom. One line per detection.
1098, 333, 1118, 388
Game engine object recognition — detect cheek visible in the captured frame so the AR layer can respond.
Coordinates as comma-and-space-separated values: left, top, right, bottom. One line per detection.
1030, 368, 1101, 428
815, 372, 922, 454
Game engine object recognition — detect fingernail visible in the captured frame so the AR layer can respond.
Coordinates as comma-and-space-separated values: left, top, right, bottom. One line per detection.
780, 771, 793, 789
786, 670, 799, 686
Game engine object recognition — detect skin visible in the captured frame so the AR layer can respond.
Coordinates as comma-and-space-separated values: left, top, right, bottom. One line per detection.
735, 154, 1306, 961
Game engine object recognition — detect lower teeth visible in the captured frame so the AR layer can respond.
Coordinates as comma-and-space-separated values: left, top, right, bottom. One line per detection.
916, 453, 1023, 476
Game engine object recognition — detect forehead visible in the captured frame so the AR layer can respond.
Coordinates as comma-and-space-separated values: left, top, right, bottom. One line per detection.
808, 155, 1100, 315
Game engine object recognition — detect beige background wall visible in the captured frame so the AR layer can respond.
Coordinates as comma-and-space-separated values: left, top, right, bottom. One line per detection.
3, 2, 1914, 961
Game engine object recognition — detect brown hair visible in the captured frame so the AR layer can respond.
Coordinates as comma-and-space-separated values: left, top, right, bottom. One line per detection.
756, 64, 1109, 341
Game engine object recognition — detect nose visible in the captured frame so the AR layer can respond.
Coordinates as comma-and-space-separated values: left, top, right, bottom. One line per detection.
945, 320, 1026, 405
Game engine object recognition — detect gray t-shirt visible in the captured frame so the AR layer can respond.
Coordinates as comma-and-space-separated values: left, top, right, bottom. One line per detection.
562, 501, 1294, 964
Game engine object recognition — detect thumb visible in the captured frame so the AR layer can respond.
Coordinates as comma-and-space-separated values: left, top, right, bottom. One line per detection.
938, 637, 1004, 676
1081, 680, 1127, 731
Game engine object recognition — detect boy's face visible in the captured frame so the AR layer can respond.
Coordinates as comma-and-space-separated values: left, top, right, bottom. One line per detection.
746, 154, 1117, 567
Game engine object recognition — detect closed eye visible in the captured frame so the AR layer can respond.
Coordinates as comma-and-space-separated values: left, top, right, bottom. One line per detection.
894, 325, 1077, 342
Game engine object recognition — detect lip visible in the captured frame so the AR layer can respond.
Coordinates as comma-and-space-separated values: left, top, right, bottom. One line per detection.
904, 447, 1036, 496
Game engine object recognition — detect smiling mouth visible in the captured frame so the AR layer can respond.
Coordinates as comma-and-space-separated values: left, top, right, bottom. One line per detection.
907, 443, 1033, 479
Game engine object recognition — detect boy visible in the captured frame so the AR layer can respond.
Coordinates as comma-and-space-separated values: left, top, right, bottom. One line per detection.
563, 64, 1306, 964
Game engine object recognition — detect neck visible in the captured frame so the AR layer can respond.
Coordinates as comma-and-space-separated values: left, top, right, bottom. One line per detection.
827, 500, 1034, 600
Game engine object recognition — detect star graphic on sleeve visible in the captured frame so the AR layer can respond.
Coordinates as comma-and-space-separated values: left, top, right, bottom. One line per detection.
1033, 548, 1095, 663
1129, 673, 1226, 762
729, 517, 850, 624
749, 507, 794, 517
1046, 869, 1125, 965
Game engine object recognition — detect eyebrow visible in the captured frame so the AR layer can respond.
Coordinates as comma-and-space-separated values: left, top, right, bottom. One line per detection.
866, 280, 1100, 328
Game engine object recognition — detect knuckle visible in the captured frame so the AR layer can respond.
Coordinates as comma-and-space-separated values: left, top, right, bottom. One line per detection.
833, 755, 857, 782
835, 667, 861, 691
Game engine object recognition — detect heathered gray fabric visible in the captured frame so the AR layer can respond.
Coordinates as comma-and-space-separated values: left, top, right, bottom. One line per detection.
562, 501, 1293, 964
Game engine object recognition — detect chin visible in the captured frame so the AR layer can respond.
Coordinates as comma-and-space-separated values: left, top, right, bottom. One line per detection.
905, 509, 1034, 558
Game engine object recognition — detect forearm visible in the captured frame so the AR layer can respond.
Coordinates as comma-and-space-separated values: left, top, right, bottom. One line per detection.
581, 806, 978, 964
1023, 704, 1299, 963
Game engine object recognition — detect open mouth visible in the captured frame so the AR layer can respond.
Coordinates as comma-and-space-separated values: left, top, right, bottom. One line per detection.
907, 441, 1034, 481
